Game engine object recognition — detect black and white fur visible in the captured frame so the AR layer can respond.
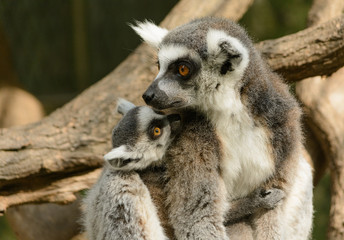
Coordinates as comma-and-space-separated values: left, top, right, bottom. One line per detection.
103, 99, 180, 171
134, 17, 313, 239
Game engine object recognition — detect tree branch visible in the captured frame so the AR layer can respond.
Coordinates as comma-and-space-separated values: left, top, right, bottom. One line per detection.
256, 14, 344, 82
0, 169, 101, 215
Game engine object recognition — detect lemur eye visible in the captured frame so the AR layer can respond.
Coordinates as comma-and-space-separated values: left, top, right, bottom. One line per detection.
178, 64, 190, 77
153, 127, 162, 137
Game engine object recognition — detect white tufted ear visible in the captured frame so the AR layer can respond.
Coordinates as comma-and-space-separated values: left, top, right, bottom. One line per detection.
130, 20, 168, 49
206, 29, 249, 75
116, 98, 136, 115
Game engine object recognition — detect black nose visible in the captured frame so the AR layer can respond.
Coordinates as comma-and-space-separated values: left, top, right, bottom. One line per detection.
142, 90, 155, 104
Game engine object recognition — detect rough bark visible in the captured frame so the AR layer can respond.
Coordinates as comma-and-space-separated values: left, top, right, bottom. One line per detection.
0, 169, 101, 214
256, 14, 344, 82
295, 0, 344, 238
0, 0, 254, 213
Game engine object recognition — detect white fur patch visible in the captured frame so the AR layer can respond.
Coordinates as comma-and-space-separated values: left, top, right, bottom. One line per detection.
104, 143, 162, 171
131, 20, 168, 49
283, 155, 313, 239
202, 86, 275, 199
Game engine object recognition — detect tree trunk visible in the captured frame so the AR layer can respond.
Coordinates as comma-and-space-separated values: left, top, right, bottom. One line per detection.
295, 0, 344, 238
296, 69, 344, 240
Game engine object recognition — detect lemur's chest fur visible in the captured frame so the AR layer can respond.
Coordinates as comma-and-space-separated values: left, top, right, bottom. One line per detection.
205, 88, 275, 199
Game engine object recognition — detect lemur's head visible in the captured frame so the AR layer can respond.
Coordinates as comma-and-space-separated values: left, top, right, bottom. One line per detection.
132, 17, 253, 112
104, 99, 181, 171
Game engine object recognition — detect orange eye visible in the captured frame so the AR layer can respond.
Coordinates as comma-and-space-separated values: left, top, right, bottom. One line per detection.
178, 64, 190, 77
153, 127, 161, 137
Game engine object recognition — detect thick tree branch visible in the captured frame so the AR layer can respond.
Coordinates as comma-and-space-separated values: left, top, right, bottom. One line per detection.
256, 14, 344, 82
0, 169, 101, 214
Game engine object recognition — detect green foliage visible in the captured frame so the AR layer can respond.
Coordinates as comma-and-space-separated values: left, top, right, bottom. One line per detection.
0, 216, 16, 240
312, 174, 331, 240
240, 0, 313, 41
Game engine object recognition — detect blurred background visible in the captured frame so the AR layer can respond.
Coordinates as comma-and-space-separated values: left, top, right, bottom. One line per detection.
0, 0, 330, 239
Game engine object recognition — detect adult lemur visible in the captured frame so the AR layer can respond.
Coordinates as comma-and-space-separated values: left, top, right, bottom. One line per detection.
83, 99, 284, 240
133, 17, 313, 239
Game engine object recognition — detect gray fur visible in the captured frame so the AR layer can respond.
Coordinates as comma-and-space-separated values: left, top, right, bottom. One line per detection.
163, 110, 228, 240
224, 188, 285, 225
111, 106, 140, 148
140, 17, 313, 239
83, 169, 167, 240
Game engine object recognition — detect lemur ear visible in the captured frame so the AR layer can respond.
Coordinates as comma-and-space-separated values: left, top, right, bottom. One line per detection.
206, 29, 249, 75
104, 145, 141, 169
117, 98, 136, 115
130, 20, 168, 49
104, 145, 127, 162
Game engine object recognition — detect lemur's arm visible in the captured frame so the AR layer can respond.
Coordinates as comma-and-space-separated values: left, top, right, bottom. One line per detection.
224, 187, 285, 225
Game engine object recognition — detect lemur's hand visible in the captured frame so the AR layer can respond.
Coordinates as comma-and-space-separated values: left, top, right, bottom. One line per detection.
255, 188, 285, 209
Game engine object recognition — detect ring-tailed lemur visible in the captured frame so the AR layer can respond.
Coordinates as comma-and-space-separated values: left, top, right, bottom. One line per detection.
83, 99, 179, 240
133, 17, 313, 239
83, 99, 285, 240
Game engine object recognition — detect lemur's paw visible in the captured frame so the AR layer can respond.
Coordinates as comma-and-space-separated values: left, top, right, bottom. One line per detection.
259, 188, 285, 209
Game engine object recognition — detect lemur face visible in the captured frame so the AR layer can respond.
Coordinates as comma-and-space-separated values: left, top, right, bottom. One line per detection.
133, 18, 250, 111
104, 99, 181, 171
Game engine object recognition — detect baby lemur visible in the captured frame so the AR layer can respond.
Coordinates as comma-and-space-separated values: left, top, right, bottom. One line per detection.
83, 99, 284, 240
